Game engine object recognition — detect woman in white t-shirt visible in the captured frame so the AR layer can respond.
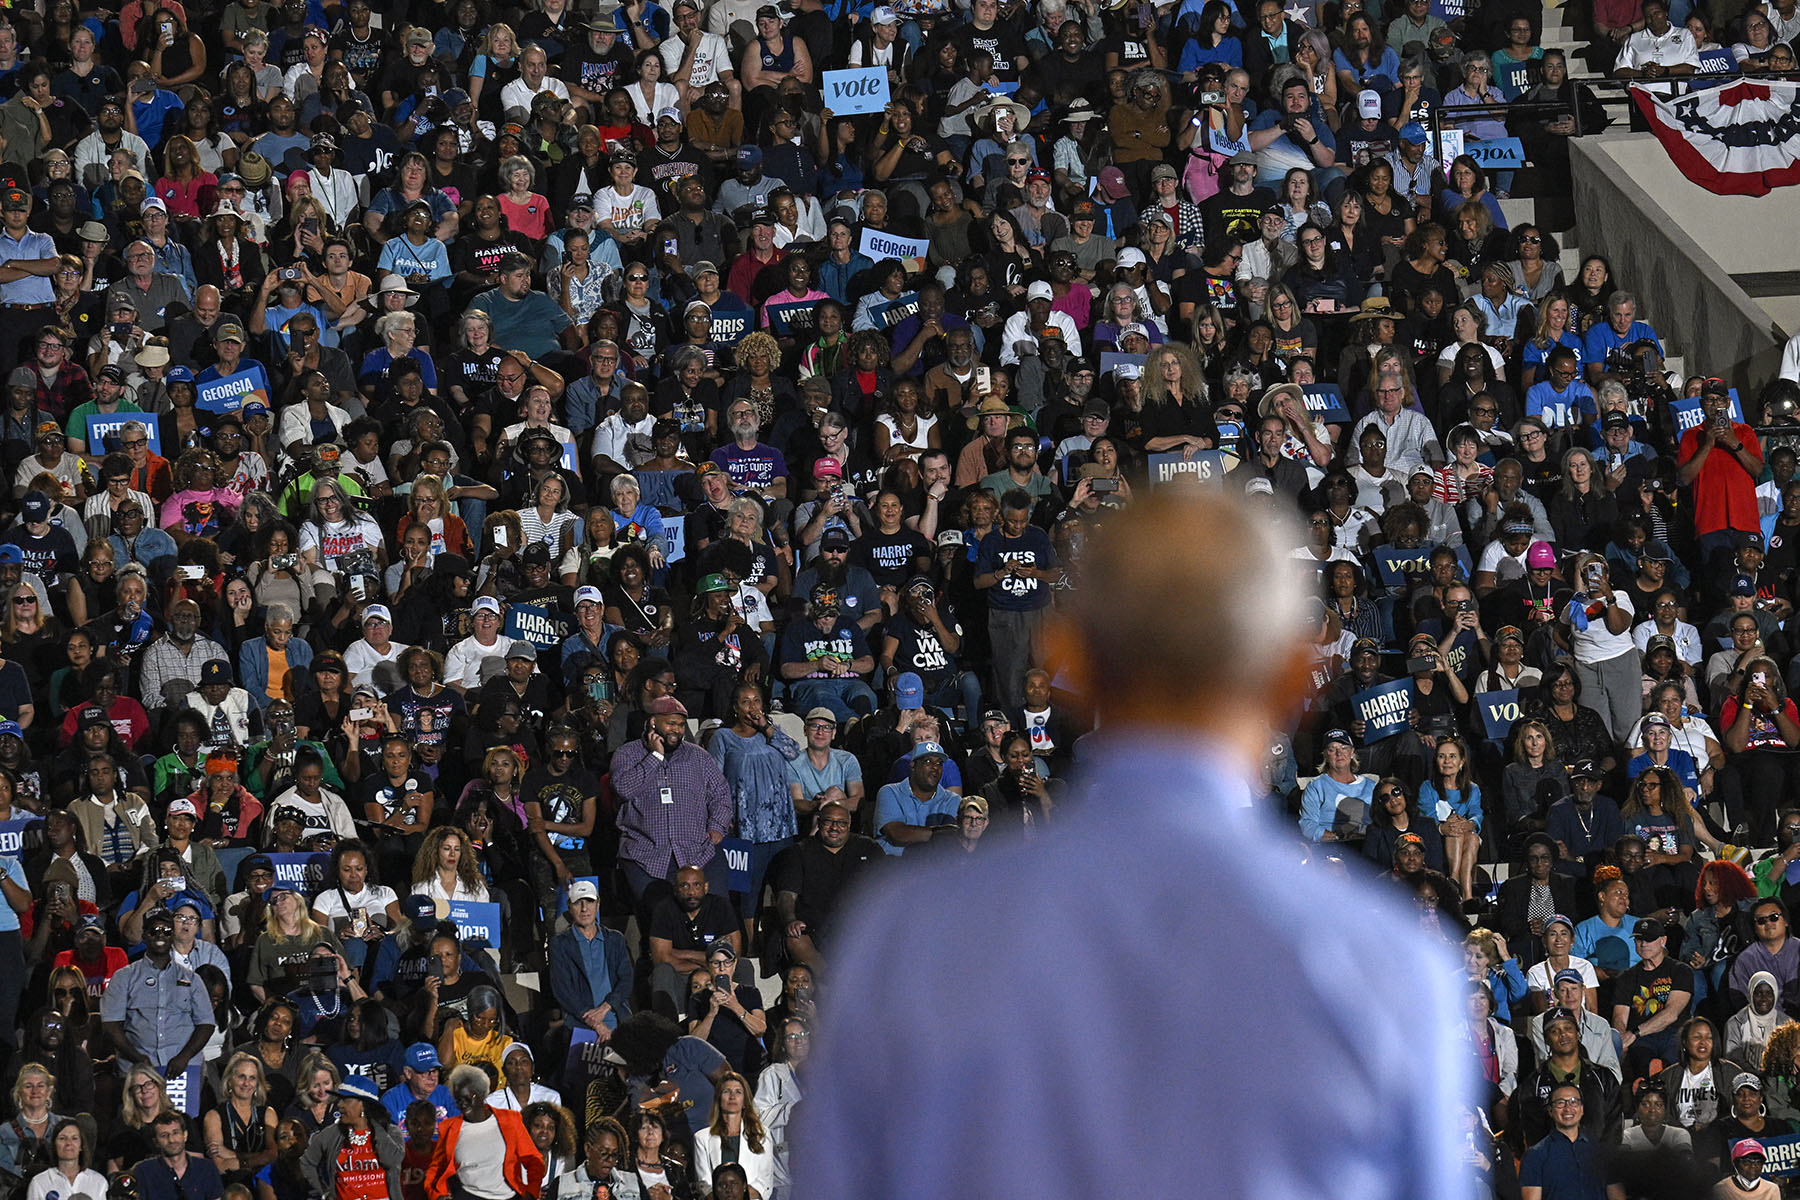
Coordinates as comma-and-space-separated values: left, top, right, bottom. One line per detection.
299, 479, 385, 605
1564, 551, 1640, 744
309, 841, 402, 961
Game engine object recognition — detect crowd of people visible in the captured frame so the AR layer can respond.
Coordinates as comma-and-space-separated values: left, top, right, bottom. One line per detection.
0, 0, 1781, 1195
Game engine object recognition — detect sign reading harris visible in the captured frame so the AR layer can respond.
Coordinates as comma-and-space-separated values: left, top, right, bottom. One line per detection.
822, 66, 890, 115
859, 227, 930, 263
505, 602, 570, 650
1145, 449, 1226, 487
196, 364, 273, 415
1351, 678, 1414, 741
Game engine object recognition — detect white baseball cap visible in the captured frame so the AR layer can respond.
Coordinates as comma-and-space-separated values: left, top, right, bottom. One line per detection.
1357, 89, 1381, 119
568, 880, 599, 903
471, 596, 501, 615
574, 585, 603, 606
1117, 247, 1147, 268
362, 604, 392, 624
1026, 280, 1053, 302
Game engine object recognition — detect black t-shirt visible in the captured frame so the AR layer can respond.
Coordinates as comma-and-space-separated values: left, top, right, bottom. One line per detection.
882, 608, 963, 691
565, 45, 635, 95
452, 232, 537, 282
1201, 186, 1276, 248
520, 764, 601, 851
1615, 956, 1694, 1032
962, 21, 1029, 78
646, 893, 738, 953
852, 527, 931, 587
354, 771, 435, 827
767, 835, 883, 939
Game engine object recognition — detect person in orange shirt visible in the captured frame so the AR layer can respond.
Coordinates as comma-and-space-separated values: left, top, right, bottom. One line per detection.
423, 1066, 543, 1200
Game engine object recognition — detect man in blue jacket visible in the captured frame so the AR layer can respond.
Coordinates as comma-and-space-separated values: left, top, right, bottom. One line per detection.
549, 880, 633, 1040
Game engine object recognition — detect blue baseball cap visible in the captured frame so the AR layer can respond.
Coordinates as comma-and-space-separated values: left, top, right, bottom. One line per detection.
0, 721, 21, 740
1399, 121, 1427, 144
337, 1076, 381, 1101
913, 741, 947, 760
166, 365, 195, 384
406, 1043, 440, 1071
894, 671, 924, 707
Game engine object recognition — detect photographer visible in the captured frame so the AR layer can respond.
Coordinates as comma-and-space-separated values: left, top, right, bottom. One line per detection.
1561, 552, 1639, 743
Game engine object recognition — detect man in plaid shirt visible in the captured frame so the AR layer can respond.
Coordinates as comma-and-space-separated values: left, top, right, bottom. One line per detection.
612, 695, 734, 915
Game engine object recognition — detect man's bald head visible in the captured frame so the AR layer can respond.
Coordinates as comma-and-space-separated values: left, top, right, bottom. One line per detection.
1052, 490, 1310, 740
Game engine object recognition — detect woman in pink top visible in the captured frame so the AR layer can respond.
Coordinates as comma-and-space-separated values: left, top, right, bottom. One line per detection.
153, 134, 216, 219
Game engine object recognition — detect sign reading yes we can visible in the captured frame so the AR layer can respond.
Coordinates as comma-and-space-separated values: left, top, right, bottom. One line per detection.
823, 67, 890, 115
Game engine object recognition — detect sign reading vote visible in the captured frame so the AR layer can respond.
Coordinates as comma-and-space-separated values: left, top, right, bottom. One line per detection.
505, 601, 570, 650
1352, 678, 1414, 741
446, 899, 502, 947
1670, 390, 1745, 436
1301, 383, 1349, 422
87, 413, 159, 455
1146, 449, 1226, 487
1464, 137, 1526, 169
196, 364, 272, 415
1371, 541, 1474, 588
859, 227, 930, 263
823, 66, 890, 115
1476, 689, 1522, 741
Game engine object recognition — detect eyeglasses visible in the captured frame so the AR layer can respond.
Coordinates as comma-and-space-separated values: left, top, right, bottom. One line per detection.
122, 438, 146, 447
1549, 1098, 1583, 1108
53, 986, 81, 997
784, 1031, 809, 1041
1522, 429, 1546, 440
496, 372, 526, 383
626, 274, 649, 283
1470, 407, 1498, 416
1520, 235, 1542, 245
12, 597, 34, 606
1758, 914, 1785, 924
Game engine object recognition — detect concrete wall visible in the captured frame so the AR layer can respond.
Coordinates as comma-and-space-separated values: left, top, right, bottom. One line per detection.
1570, 134, 1786, 393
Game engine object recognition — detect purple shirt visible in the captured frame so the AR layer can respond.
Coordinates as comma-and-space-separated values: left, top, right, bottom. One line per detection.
710, 441, 789, 491
610, 739, 734, 874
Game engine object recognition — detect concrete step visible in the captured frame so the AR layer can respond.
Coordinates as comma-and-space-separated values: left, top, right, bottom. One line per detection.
1499, 195, 1538, 226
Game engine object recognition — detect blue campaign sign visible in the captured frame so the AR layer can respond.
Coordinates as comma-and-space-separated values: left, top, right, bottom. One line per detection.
87, 413, 159, 455
196, 364, 272, 415
822, 66, 890, 115
658, 513, 686, 565
1301, 383, 1349, 422
1464, 137, 1526, 169
446, 900, 502, 947
1669, 390, 1745, 436
764, 299, 816, 337
1146, 449, 1227, 487
505, 601, 570, 650
164, 1061, 205, 1117
869, 291, 921, 331
1429, 0, 1465, 17
710, 311, 752, 345
1758, 1132, 1800, 1178
1496, 62, 1534, 98
1371, 541, 1474, 588
266, 851, 330, 891
1697, 47, 1739, 77
0, 814, 40, 857
858, 227, 930, 263
555, 876, 602, 916
1476, 689, 1522, 742
1352, 678, 1414, 741
718, 836, 753, 893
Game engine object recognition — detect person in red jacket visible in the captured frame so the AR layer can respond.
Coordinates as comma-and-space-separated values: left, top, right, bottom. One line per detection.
424, 1066, 543, 1200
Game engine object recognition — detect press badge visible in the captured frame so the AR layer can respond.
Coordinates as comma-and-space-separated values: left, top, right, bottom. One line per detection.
659, 786, 674, 805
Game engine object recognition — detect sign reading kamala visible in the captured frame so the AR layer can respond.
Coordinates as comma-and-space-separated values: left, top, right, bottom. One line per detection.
1352, 678, 1414, 741
1633, 79, 1800, 195
859, 227, 930, 262
88, 414, 162, 455
196, 364, 273, 415
823, 66, 890, 115
1145, 449, 1226, 487
1301, 384, 1349, 422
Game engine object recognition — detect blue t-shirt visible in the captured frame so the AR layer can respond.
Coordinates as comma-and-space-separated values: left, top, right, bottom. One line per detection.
1524, 379, 1596, 429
